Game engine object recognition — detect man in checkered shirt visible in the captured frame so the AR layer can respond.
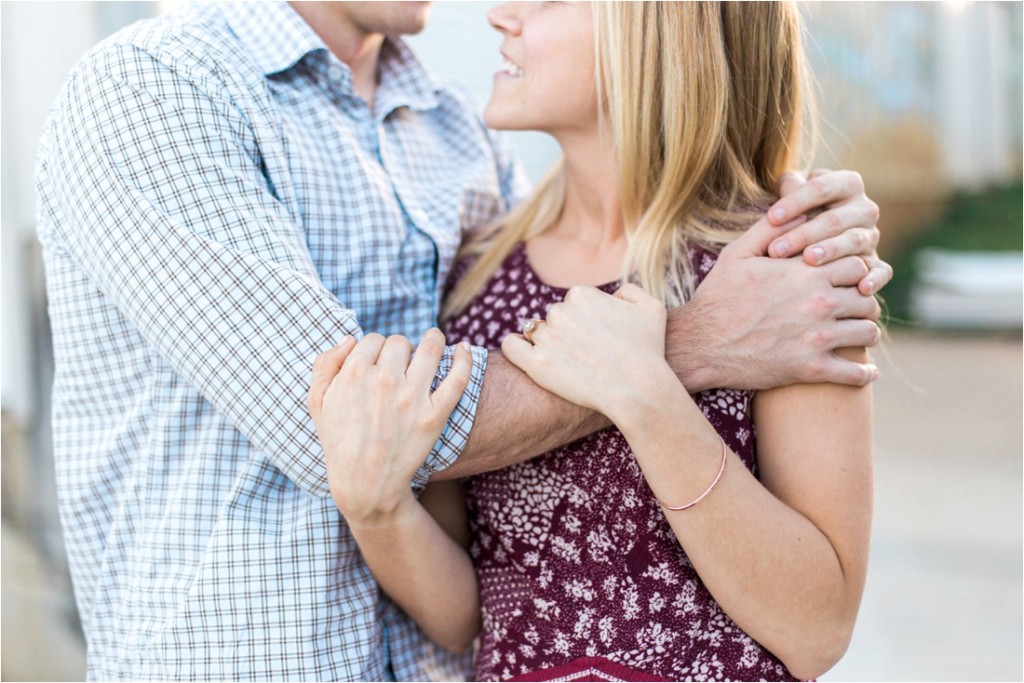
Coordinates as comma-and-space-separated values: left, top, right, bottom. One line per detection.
36, 2, 889, 680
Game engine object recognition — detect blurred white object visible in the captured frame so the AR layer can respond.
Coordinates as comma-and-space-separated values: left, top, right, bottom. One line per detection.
910, 248, 1023, 328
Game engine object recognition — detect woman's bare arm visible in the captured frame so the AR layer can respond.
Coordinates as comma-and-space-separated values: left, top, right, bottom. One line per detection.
612, 348, 873, 679
501, 285, 872, 679
347, 481, 480, 653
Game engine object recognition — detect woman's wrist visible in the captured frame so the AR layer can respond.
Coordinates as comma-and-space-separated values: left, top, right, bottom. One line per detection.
335, 489, 420, 532
606, 361, 692, 433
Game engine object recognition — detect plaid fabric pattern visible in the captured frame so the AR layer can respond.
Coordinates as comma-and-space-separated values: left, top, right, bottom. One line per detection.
35, 2, 528, 680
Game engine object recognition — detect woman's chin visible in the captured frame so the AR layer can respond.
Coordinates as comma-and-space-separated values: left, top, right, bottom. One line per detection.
482, 105, 527, 132
482, 109, 508, 131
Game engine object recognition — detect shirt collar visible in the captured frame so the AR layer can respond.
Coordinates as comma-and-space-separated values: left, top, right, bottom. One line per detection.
220, 1, 327, 77
376, 38, 441, 115
220, 2, 441, 116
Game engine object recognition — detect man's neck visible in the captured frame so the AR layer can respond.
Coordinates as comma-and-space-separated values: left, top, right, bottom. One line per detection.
288, 2, 384, 107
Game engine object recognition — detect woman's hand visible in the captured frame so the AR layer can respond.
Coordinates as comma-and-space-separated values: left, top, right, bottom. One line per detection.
307, 330, 473, 526
502, 284, 676, 423
767, 169, 892, 296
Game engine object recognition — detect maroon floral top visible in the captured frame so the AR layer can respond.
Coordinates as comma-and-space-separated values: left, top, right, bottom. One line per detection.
442, 242, 795, 682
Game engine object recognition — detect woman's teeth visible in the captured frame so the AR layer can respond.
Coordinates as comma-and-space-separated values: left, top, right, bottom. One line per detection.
502, 58, 524, 77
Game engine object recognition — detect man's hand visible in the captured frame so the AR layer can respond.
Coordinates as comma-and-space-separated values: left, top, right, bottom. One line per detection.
672, 215, 882, 392
765, 170, 892, 296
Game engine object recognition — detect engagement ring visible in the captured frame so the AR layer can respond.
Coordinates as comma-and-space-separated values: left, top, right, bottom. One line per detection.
521, 318, 545, 344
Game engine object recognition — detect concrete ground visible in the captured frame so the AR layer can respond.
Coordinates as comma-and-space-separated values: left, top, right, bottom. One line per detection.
824, 330, 1023, 681
2, 330, 1021, 681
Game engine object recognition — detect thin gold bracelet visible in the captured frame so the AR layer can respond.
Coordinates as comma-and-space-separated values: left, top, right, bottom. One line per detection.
657, 435, 728, 512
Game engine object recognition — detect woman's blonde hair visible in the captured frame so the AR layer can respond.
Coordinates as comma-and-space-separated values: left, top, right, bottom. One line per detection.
443, 1, 815, 318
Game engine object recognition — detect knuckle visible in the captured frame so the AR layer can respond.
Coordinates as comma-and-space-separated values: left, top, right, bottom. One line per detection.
852, 257, 870, 279
825, 210, 843, 232
373, 370, 396, 391
809, 178, 829, 201
870, 321, 882, 344
849, 229, 866, 251
388, 334, 412, 350
803, 322, 835, 349
421, 328, 444, 348
811, 293, 839, 317
849, 171, 864, 192
342, 358, 365, 380
869, 298, 882, 322
396, 392, 415, 413
811, 327, 836, 349
804, 358, 828, 383
415, 413, 440, 434
867, 201, 881, 224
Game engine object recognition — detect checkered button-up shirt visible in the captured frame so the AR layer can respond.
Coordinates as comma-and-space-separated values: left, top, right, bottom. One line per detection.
35, 2, 528, 680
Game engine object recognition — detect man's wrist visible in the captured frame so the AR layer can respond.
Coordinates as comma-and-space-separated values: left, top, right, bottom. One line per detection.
418, 343, 489, 486
665, 303, 724, 393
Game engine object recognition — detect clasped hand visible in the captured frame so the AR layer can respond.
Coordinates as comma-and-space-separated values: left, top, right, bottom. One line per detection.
307, 330, 472, 526
503, 284, 677, 424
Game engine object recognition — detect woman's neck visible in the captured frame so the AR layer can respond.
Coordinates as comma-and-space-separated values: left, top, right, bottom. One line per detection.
554, 129, 624, 246
524, 128, 627, 288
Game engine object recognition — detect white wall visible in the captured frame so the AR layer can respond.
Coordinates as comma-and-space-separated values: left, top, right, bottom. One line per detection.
2, 2, 103, 423
936, 2, 1018, 188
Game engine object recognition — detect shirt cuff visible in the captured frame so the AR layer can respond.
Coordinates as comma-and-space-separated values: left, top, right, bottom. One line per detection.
414, 343, 488, 487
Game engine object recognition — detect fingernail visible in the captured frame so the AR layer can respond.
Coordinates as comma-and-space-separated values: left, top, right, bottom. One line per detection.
772, 240, 789, 257
810, 246, 826, 263
460, 341, 471, 351
339, 335, 354, 346
772, 207, 787, 222
865, 278, 876, 294
870, 367, 880, 382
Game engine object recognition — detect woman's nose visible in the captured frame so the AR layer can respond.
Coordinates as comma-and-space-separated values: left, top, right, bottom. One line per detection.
487, 2, 522, 35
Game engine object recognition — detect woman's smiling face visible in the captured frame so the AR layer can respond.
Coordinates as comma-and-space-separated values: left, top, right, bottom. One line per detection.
483, 2, 598, 137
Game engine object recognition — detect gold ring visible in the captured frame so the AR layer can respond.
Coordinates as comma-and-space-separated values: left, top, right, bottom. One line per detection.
521, 318, 545, 344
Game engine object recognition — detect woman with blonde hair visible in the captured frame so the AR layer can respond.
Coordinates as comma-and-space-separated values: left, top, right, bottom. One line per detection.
310, 2, 873, 680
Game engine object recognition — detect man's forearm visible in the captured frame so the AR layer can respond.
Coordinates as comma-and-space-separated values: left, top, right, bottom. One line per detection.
433, 351, 610, 480
665, 300, 733, 394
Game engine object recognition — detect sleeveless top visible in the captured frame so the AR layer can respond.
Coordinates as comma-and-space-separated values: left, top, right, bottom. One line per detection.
442, 242, 795, 682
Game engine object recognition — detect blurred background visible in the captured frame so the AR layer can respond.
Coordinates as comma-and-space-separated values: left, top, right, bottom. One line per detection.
2, 2, 1021, 680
